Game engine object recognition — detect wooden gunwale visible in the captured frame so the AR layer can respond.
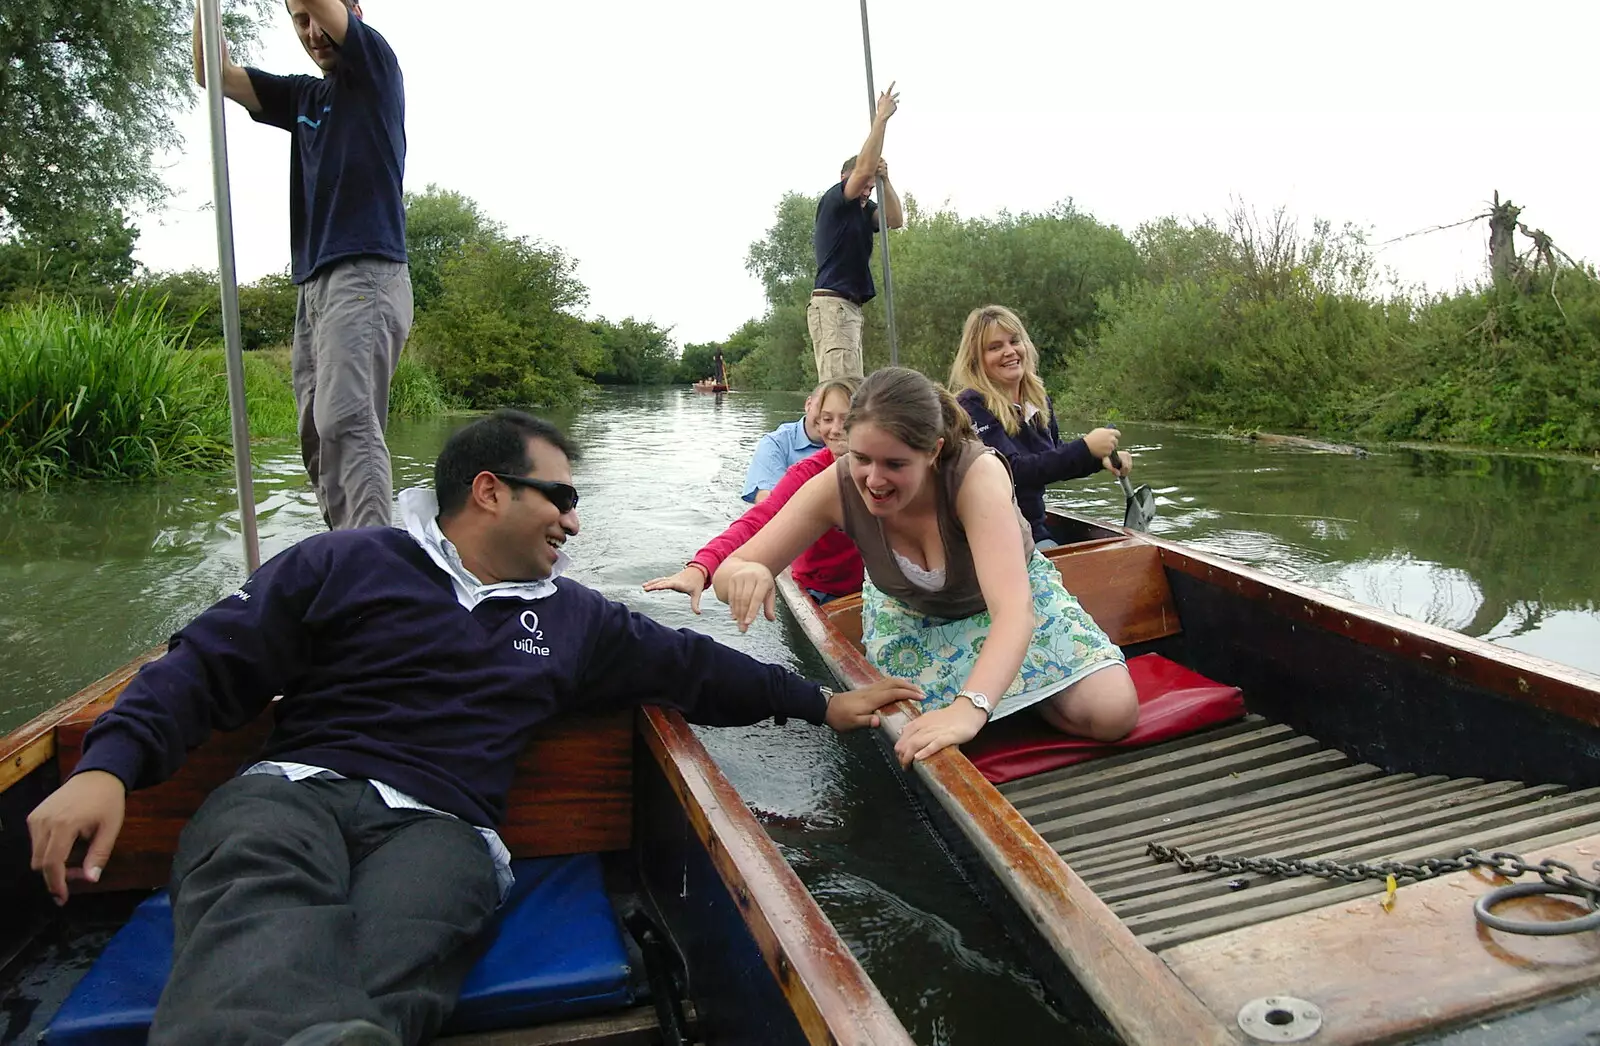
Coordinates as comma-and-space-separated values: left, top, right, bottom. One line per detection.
1142, 531, 1600, 726
638, 706, 912, 1046
0, 647, 164, 795
777, 571, 1237, 1046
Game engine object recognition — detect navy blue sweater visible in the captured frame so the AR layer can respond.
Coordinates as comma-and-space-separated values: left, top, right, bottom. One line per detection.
956, 389, 1104, 542
76, 528, 826, 828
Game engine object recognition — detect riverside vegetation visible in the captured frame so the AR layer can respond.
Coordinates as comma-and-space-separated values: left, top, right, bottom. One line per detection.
0, 185, 690, 487
4, 1, 1594, 486
723, 194, 1599, 455
5, 190, 1594, 488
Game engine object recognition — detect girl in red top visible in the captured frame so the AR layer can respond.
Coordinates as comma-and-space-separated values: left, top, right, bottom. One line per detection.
644, 378, 862, 611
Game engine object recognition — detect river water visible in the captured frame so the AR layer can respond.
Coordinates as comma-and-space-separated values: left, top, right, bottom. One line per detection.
2, 387, 1597, 1043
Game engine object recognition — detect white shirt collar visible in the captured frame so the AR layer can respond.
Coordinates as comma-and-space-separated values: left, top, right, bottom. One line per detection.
1011, 401, 1041, 424
397, 487, 568, 610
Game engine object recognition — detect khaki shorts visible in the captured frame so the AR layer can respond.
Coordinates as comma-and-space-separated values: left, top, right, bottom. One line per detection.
807, 295, 864, 380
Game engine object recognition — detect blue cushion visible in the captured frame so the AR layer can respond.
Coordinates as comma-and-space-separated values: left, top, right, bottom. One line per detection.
44, 854, 633, 1044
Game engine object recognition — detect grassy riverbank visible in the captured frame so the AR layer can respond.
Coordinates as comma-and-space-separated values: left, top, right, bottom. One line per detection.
0, 299, 459, 488
190, 345, 458, 441
0, 298, 231, 487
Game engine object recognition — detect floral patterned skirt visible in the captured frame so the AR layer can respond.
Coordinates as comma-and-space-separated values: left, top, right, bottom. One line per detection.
862, 550, 1125, 721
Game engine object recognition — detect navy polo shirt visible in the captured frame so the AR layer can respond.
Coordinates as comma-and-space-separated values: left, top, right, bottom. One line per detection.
812, 181, 878, 304
245, 15, 407, 283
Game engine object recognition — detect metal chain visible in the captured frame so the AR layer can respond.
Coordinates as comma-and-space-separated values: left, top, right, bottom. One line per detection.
1145, 843, 1600, 898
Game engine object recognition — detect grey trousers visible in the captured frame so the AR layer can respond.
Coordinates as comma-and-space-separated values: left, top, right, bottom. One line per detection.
292, 256, 414, 530
151, 775, 499, 1046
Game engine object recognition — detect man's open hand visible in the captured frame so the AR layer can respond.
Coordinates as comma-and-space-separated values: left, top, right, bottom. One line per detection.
28, 770, 127, 905
825, 677, 924, 731
875, 82, 899, 123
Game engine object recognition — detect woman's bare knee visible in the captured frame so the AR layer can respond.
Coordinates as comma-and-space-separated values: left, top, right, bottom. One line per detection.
1046, 668, 1139, 742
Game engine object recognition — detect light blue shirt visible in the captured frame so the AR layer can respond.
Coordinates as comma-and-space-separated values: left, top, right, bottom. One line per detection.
741, 416, 822, 502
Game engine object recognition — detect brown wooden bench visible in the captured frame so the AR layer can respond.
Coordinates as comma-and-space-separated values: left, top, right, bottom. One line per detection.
54, 664, 634, 893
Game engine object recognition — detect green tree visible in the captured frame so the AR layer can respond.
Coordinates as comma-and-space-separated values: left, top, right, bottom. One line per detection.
404, 184, 502, 313
0, 0, 272, 239
587, 317, 677, 385
135, 267, 222, 340
132, 266, 295, 349
410, 236, 599, 407
0, 210, 139, 303
236, 268, 296, 349
677, 321, 761, 385
730, 192, 1140, 389
746, 191, 821, 309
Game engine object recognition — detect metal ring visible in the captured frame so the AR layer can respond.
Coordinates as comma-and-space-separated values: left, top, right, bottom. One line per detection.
1474, 882, 1600, 936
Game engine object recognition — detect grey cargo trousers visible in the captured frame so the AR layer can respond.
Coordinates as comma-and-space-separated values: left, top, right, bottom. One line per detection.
292, 256, 414, 530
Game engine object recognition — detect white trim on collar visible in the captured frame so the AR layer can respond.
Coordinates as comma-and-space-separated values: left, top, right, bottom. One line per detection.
1011, 401, 1042, 424
397, 487, 568, 611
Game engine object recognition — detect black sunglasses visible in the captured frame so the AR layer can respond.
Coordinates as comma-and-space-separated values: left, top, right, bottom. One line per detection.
491, 474, 580, 514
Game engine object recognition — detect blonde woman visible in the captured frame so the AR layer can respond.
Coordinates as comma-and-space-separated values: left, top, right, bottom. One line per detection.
949, 305, 1131, 548
713, 368, 1137, 767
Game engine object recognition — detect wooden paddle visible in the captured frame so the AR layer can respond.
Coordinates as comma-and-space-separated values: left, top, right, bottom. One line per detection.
1106, 424, 1155, 531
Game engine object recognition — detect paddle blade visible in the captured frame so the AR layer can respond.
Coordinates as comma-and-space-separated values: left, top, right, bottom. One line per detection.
1124, 483, 1156, 531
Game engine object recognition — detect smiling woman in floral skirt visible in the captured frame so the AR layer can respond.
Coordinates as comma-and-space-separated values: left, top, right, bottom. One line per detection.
712, 367, 1138, 767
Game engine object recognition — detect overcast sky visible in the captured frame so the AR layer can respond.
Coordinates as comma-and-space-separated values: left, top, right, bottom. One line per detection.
135, 0, 1600, 346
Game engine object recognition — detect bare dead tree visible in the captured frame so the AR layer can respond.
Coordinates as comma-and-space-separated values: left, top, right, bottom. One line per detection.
1488, 190, 1523, 291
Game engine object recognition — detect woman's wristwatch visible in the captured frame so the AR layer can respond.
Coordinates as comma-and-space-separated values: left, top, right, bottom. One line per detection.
956, 690, 994, 719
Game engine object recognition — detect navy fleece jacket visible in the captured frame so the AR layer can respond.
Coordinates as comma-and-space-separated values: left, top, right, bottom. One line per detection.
74, 527, 826, 828
956, 388, 1104, 542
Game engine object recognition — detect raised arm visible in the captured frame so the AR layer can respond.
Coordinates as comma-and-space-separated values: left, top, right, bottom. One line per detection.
843, 84, 899, 202
893, 455, 1032, 765
713, 466, 843, 631
293, 0, 352, 45
192, 3, 262, 112
644, 451, 833, 613
875, 159, 905, 230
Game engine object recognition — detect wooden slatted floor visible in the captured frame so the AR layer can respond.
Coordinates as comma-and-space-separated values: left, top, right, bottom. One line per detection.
998, 715, 1600, 953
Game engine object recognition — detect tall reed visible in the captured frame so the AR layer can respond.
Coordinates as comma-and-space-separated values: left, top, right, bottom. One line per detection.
0, 297, 232, 488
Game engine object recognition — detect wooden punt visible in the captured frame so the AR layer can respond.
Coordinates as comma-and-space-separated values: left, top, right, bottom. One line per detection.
778, 511, 1600, 1045
0, 652, 914, 1046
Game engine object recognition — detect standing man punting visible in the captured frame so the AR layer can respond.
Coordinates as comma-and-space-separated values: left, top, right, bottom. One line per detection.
808, 84, 904, 382
193, 0, 413, 530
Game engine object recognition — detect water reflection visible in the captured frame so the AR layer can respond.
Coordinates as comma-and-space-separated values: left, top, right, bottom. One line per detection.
1046, 424, 1600, 673
1, 390, 1597, 1044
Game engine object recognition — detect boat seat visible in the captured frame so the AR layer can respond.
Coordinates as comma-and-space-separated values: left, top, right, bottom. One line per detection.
42, 854, 634, 1045
961, 654, 1247, 785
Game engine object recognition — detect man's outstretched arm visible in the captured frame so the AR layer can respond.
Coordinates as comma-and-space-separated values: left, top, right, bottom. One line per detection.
843, 83, 900, 202
876, 159, 905, 230
191, 3, 262, 112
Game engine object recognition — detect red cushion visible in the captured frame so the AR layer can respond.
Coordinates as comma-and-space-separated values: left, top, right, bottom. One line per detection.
961, 654, 1246, 785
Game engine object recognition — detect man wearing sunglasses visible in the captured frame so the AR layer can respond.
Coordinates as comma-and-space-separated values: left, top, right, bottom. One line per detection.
28, 408, 919, 1046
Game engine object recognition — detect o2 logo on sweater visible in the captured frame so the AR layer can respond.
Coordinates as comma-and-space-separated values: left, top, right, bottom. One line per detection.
514, 610, 550, 656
